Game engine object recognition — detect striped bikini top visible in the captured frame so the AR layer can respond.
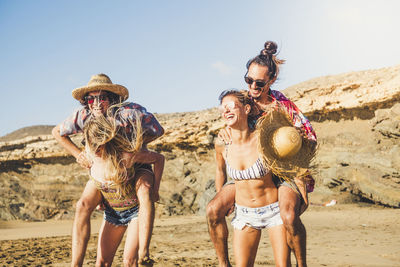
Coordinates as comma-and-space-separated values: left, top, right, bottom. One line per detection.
225, 146, 269, 180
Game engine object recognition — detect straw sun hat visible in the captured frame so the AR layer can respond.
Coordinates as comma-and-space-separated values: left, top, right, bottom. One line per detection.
257, 105, 316, 182
72, 73, 129, 102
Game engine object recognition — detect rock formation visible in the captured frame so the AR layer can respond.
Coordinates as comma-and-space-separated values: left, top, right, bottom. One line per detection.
0, 65, 399, 221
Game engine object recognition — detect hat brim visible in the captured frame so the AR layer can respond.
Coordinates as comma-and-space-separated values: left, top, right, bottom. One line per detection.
72, 84, 129, 102
257, 106, 316, 182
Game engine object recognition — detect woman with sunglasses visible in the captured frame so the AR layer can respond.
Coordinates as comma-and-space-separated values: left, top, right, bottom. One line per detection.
216, 89, 290, 267
207, 42, 317, 267
52, 74, 164, 266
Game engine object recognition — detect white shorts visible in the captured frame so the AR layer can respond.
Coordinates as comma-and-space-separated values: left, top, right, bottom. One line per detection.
231, 202, 283, 230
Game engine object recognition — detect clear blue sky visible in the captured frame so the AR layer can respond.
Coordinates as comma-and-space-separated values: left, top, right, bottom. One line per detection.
1, 0, 400, 137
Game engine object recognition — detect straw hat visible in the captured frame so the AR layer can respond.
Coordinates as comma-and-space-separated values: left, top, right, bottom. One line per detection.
257, 105, 316, 182
72, 74, 129, 101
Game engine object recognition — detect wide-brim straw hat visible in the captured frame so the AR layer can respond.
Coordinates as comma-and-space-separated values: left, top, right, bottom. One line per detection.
72, 73, 129, 102
257, 105, 316, 182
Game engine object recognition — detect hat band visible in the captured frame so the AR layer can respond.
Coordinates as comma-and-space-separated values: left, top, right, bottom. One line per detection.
89, 79, 111, 85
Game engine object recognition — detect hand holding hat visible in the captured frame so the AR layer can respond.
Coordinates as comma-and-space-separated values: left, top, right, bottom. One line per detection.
257, 105, 316, 182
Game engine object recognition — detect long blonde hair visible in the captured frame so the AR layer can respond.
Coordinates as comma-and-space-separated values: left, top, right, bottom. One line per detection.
84, 104, 143, 197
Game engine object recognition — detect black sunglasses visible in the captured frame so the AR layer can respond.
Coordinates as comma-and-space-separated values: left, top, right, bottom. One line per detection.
84, 94, 109, 104
244, 76, 267, 88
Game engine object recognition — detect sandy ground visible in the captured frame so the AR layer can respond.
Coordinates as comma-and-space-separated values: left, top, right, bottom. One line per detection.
0, 203, 399, 266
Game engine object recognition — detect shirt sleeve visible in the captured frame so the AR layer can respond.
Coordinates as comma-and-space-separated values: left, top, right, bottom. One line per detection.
58, 108, 89, 136
272, 91, 317, 143
121, 103, 164, 141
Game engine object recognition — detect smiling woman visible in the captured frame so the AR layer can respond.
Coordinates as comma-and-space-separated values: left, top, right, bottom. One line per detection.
214, 89, 290, 267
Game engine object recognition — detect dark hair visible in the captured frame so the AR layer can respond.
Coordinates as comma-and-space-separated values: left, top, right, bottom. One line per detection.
106, 91, 123, 105
245, 41, 285, 82
80, 91, 123, 107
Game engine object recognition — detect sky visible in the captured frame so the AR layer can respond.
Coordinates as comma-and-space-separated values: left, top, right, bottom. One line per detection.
1, 0, 400, 137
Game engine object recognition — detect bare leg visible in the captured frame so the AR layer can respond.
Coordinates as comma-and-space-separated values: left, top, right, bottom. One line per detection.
233, 226, 261, 267
268, 224, 291, 267
278, 186, 306, 267
206, 184, 235, 267
96, 220, 126, 266
294, 178, 309, 215
123, 218, 140, 267
71, 180, 102, 267
135, 170, 155, 263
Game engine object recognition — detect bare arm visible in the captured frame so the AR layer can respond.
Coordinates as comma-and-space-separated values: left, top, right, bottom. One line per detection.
132, 150, 165, 201
215, 142, 227, 192
52, 124, 92, 169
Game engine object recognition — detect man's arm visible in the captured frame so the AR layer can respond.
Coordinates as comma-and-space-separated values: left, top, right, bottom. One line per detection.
215, 142, 227, 192
52, 124, 92, 169
142, 130, 164, 144
52, 124, 81, 157
272, 91, 317, 195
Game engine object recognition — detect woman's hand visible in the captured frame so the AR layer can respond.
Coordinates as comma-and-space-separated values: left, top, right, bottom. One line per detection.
217, 127, 232, 145
76, 151, 93, 169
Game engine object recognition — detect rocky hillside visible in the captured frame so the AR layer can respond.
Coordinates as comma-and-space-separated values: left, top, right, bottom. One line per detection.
0, 65, 399, 221
284, 65, 400, 121
0, 125, 54, 142
284, 65, 400, 207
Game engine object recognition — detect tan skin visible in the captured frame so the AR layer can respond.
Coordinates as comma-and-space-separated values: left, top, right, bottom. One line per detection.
52, 91, 111, 168
246, 64, 309, 267
215, 95, 289, 267
92, 147, 164, 267
52, 90, 160, 266
208, 63, 309, 267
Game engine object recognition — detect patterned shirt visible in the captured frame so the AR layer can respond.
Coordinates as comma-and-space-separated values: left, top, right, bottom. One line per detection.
251, 89, 317, 192
59, 102, 164, 142
251, 90, 317, 142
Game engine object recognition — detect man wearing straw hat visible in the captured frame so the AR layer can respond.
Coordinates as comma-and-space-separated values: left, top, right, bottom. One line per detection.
207, 41, 317, 267
52, 73, 164, 266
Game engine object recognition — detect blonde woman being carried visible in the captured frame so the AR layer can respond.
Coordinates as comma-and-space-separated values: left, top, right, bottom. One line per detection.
84, 112, 164, 266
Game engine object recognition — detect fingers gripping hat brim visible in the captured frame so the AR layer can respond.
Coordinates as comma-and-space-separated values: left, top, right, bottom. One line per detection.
257, 106, 316, 182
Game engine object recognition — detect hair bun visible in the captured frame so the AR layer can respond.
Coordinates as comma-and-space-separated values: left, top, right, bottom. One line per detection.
261, 41, 277, 56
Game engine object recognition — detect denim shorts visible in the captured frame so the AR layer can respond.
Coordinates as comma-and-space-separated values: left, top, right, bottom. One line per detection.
104, 202, 139, 226
231, 202, 283, 230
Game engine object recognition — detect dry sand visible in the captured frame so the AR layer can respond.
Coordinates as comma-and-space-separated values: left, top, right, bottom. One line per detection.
0, 203, 399, 266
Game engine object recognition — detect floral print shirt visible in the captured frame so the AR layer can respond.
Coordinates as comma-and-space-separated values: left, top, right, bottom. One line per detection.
59, 102, 164, 142
251, 89, 317, 192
